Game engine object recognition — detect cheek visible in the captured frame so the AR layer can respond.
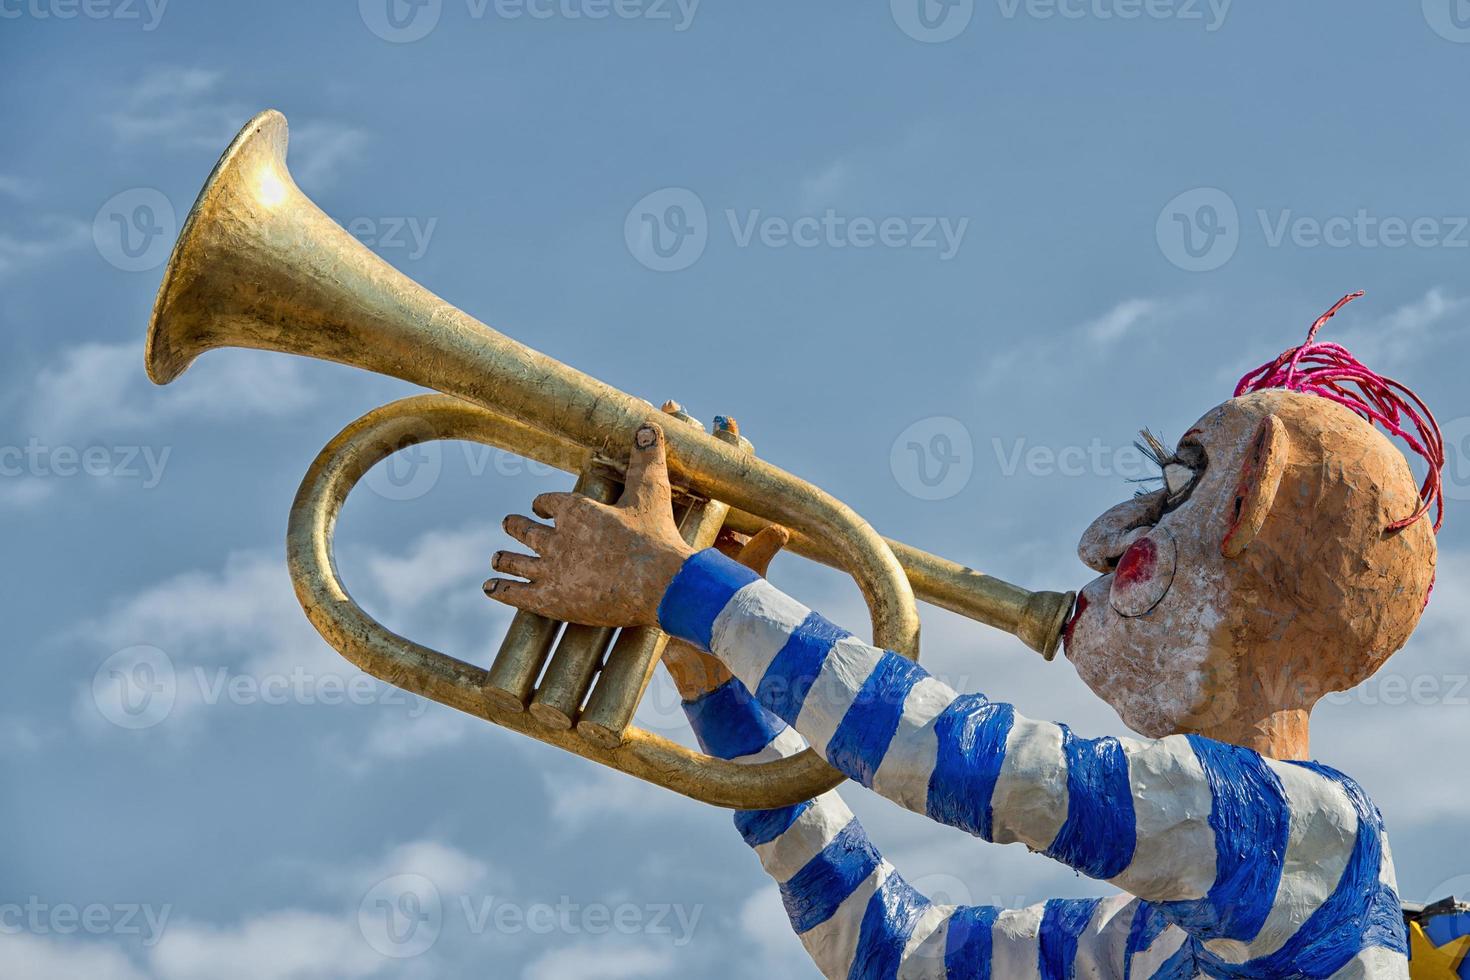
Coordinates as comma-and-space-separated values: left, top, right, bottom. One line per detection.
1110, 527, 1178, 617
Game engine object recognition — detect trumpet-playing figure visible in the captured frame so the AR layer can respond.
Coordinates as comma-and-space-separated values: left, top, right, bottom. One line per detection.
485, 295, 1443, 979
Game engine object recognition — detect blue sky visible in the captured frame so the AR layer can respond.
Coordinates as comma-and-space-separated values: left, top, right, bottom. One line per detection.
2, 2, 1469, 977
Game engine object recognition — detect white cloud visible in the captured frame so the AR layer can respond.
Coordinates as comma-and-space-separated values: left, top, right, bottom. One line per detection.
1331, 287, 1468, 369
353, 840, 494, 898
737, 886, 808, 969
1081, 297, 1164, 346
75, 522, 506, 757
1310, 546, 1470, 838
978, 294, 1184, 388
148, 839, 493, 980
0, 839, 499, 980
149, 910, 386, 980
543, 766, 691, 837
0, 479, 56, 508
74, 548, 331, 735
106, 68, 250, 151
363, 525, 501, 615
0, 216, 90, 279
0, 174, 34, 200
521, 941, 675, 980
361, 707, 482, 763
798, 160, 851, 210
0, 935, 149, 980
24, 340, 318, 442
0, 714, 50, 752
288, 121, 372, 190
85, 549, 315, 674
104, 68, 369, 185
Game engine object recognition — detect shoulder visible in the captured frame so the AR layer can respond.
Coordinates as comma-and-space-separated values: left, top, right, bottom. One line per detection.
1190, 754, 1407, 974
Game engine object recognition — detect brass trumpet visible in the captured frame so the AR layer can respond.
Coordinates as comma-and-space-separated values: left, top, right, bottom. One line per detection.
145, 110, 1074, 810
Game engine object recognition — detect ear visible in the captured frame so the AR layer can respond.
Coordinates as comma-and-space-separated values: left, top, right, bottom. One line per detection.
1221, 414, 1291, 558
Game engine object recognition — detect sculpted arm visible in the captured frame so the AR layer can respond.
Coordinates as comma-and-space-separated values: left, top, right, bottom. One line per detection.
486, 421, 1393, 973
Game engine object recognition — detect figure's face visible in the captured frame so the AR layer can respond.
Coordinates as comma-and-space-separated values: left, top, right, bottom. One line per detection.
1062, 399, 1265, 737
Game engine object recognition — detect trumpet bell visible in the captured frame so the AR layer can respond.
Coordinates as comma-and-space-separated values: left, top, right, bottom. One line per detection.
145, 110, 1074, 810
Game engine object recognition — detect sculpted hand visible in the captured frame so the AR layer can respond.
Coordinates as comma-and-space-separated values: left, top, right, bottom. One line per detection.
661, 523, 790, 701
484, 423, 694, 628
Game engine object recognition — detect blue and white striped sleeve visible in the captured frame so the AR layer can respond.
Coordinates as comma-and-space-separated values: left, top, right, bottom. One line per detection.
681, 676, 1148, 980
661, 549, 1409, 976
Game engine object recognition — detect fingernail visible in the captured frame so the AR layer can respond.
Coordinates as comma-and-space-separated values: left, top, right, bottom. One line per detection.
483, 580, 498, 594
635, 425, 658, 449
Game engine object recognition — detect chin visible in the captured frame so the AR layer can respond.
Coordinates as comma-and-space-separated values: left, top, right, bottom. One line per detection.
1063, 575, 1208, 740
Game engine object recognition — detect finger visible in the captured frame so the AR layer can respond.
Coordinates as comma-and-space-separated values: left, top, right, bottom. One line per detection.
491, 550, 541, 580
713, 527, 749, 560
532, 492, 577, 521
737, 525, 790, 576
483, 577, 550, 615
503, 514, 554, 553
619, 423, 672, 514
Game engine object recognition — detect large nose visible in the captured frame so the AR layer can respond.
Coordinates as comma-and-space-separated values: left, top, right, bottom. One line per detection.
1078, 489, 1167, 573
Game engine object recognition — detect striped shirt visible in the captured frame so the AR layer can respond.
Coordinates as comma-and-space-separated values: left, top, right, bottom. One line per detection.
663, 548, 1408, 980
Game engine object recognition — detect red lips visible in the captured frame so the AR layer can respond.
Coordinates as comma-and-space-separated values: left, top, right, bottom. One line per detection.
1063, 591, 1089, 648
